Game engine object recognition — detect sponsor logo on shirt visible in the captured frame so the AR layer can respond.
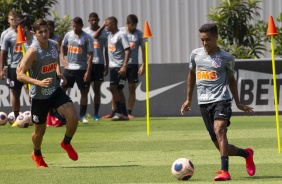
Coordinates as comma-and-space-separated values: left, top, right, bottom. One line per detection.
196, 68, 217, 80
69, 45, 82, 54
42, 63, 57, 74
108, 44, 116, 52
129, 42, 135, 49
94, 42, 100, 48
14, 45, 22, 53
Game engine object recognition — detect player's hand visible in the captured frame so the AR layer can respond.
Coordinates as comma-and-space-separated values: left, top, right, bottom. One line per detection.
0, 66, 7, 80
58, 74, 67, 86
118, 65, 127, 77
237, 104, 255, 115
138, 63, 145, 76
181, 100, 192, 115
61, 58, 68, 68
104, 65, 109, 76
39, 78, 53, 87
83, 72, 90, 82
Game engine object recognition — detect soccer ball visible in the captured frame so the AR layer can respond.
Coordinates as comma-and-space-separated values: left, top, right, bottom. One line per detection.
15, 114, 30, 128
7, 112, 22, 125
0, 112, 8, 125
171, 158, 194, 180
23, 111, 33, 126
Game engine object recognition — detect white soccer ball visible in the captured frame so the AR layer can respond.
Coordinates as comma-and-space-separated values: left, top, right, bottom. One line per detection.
15, 114, 30, 128
7, 112, 22, 125
0, 112, 8, 125
171, 158, 194, 180
23, 111, 33, 126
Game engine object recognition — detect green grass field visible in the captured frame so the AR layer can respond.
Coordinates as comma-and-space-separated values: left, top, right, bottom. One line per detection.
0, 115, 282, 184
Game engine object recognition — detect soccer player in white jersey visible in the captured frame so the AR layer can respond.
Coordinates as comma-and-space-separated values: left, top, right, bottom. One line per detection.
0, 13, 24, 120
103, 16, 131, 121
102, 14, 145, 119
17, 19, 79, 167
61, 17, 94, 123
181, 23, 256, 181
84, 12, 109, 121
0, 10, 16, 50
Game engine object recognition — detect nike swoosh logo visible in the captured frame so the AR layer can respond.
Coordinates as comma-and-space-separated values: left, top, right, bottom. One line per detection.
136, 81, 185, 101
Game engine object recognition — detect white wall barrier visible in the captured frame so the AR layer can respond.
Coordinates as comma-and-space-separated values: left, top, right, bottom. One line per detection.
0, 59, 281, 116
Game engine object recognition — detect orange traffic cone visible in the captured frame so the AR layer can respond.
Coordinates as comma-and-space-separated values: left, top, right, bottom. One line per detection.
16, 25, 26, 44
267, 16, 278, 36
143, 20, 152, 38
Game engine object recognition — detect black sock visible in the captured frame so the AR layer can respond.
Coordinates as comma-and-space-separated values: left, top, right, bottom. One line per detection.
33, 149, 42, 156
63, 135, 72, 144
112, 109, 117, 115
14, 111, 19, 119
49, 108, 56, 116
121, 103, 128, 116
79, 105, 87, 117
115, 102, 121, 114
128, 109, 132, 115
94, 104, 100, 115
221, 156, 229, 172
237, 148, 249, 158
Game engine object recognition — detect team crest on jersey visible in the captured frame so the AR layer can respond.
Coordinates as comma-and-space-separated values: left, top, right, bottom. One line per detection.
110, 35, 118, 43
78, 38, 85, 45
128, 34, 138, 41
212, 57, 222, 68
50, 48, 58, 58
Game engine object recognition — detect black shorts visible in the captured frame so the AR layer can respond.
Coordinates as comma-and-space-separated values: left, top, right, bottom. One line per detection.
110, 67, 126, 89
126, 64, 139, 83
6, 66, 24, 89
63, 69, 90, 89
30, 87, 72, 124
91, 64, 104, 82
200, 100, 232, 141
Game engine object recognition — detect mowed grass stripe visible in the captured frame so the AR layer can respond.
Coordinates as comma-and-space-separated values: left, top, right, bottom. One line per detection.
0, 116, 281, 184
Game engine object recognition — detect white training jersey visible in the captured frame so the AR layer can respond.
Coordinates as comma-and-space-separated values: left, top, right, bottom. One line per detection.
189, 47, 235, 104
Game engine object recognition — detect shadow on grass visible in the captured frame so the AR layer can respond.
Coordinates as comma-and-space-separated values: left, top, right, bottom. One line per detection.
62, 164, 141, 169
241, 176, 282, 180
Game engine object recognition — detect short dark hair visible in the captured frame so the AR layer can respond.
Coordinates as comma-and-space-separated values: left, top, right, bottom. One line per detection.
89, 12, 99, 19
14, 13, 24, 20
18, 18, 32, 30
199, 23, 218, 35
73, 17, 83, 25
46, 20, 55, 27
106, 16, 118, 25
127, 14, 138, 24
32, 19, 48, 33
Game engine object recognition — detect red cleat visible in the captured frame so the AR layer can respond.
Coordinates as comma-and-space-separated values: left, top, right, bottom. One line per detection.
214, 170, 231, 181
102, 112, 114, 119
31, 151, 48, 168
61, 141, 78, 161
245, 148, 256, 176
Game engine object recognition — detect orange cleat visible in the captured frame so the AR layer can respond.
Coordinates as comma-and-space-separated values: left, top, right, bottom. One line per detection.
31, 151, 48, 168
214, 170, 231, 181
